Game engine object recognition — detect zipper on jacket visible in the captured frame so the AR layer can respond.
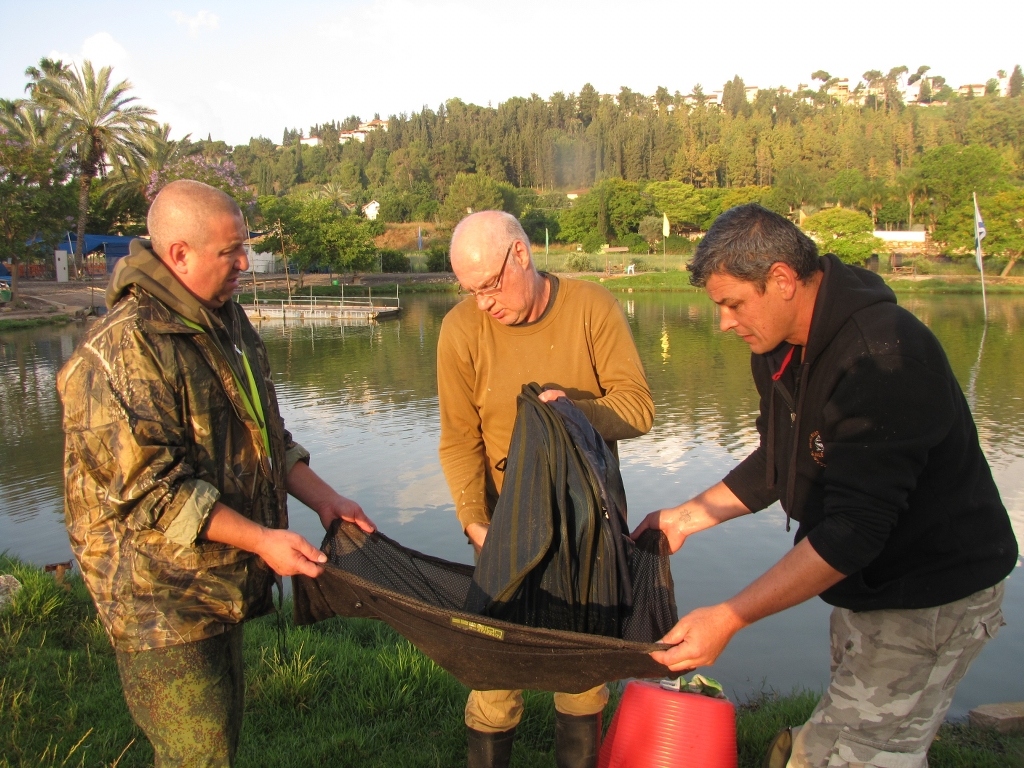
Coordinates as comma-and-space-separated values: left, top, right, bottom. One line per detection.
176, 315, 273, 468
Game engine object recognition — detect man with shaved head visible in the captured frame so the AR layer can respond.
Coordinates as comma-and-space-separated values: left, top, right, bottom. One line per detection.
58, 179, 375, 766
437, 210, 654, 768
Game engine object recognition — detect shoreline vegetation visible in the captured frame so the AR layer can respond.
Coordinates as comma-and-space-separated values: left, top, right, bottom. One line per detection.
2, 270, 1020, 332
1, 557, 1021, 767
0, 314, 74, 331
227, 269, 1022, 303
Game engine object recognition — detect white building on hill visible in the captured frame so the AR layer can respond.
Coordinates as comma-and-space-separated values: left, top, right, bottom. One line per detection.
362, 200, 381, 221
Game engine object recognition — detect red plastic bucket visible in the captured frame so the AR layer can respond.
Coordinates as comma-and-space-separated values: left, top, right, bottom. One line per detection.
598, 680, 737, 768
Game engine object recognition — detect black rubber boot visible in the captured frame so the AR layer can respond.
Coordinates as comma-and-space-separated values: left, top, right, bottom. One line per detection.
554, 711, 601, 768
466, 726, 516, 768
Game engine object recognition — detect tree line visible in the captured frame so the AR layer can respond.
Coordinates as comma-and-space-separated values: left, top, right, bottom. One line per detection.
3, 59, 1023, 298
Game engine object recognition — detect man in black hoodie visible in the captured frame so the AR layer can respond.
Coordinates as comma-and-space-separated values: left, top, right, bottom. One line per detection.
632, 204, 1016, 766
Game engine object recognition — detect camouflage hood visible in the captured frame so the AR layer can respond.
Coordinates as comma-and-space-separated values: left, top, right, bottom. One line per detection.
106, 239, 210, 330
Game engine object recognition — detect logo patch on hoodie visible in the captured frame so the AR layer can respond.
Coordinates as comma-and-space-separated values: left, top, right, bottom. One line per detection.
809, 431, 826, 467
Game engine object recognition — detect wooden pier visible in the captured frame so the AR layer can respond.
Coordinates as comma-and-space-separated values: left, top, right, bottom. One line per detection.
242, 294, 400, 323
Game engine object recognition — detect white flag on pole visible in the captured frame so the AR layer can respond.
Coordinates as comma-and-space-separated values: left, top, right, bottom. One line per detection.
973, 193, 987, 273
973, 192, 988, 321
662, 213, 670, 238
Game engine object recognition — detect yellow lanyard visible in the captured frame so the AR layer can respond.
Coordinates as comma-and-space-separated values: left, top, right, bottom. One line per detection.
178, 316, 272, 461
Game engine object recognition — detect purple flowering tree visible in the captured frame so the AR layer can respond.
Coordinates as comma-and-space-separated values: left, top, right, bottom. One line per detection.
147, 155, 255, 209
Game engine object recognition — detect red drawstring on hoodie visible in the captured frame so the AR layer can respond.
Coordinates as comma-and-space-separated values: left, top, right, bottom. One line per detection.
772, 345, 796, 381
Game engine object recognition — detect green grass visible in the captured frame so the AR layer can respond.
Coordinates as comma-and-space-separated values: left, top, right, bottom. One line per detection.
578, 270, 701, 292
581, 269, 1024, 295
884, 278, 1024, 294
2, 557, 1021, 767
0, 315, 74, 331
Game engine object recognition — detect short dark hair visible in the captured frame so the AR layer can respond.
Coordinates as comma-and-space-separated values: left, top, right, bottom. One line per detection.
688, 204, 821, 290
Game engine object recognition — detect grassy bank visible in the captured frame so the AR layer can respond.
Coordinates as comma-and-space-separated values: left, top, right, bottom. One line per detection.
579, 270, 1024, 295
2, 557, 1021, 767
883, 278, 1024, 294
235, 270, 1024, 302
0, 314, 74, 331
579, 271, 702, 292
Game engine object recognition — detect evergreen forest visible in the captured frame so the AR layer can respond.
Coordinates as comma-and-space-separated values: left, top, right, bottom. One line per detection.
3, 60, 1024, 286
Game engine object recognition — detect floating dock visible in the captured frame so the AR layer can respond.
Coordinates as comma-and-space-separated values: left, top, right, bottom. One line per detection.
241, 294, 400, 323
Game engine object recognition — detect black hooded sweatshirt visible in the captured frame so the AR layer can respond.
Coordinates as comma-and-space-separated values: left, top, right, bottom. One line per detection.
723, 254, 1017, 612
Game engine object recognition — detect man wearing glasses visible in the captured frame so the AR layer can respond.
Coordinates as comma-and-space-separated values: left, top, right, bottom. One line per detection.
436, 210, 654, 768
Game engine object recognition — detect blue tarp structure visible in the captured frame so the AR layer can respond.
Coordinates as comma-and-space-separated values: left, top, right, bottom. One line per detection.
65, 233, 137, 273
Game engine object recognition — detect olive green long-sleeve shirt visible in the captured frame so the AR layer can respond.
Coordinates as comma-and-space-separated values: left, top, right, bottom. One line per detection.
437, 276, 653, 531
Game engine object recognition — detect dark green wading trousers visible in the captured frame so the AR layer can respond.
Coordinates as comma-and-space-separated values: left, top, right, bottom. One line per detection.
116, 625, 245, 768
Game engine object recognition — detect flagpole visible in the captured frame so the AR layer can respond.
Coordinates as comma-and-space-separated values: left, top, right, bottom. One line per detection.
662, 213, 670, 273
973, 192, 988, 323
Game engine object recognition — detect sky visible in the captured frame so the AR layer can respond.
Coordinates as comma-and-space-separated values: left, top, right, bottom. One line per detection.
2, 0, 1023, 146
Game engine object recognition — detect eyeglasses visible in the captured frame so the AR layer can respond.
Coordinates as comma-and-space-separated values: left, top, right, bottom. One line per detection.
460, 243, 513, 298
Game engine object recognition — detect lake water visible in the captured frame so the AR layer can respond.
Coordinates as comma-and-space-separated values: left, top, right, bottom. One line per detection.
2, 291, 1021, 719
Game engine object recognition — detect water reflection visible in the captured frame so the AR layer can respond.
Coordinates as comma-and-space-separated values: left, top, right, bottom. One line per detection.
1, 291, 1021, 717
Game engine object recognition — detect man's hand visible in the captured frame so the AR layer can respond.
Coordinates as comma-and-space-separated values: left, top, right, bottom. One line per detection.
631, 506, 697, 553
287, 460, 376, 534
202, 503, 327, 578
651, 604, 746, 672
313, 492, 375, 535
255, 528, 329, 578
537, 389, 567, 403
466, 522, 489, 554
631, 482, 752, 553
650, 539, 847, 672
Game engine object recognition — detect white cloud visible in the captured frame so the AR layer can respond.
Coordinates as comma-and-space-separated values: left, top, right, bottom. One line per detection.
171, 10, 220, 38
50, 32, 130, 73
80, 32, 129, 68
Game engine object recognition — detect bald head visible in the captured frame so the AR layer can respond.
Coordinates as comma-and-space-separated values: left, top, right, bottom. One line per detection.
450, 211, 532, 276
147, 180, 243, 258
450, 211, 552, 325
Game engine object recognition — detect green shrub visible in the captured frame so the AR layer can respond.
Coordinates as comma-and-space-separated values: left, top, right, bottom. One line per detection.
564, 253, 594, 272
379, 249, 411, 273
425, 244, 451, 272
666, 234, 695, 254
581, 231, 606, 254
619, 233, 648, 254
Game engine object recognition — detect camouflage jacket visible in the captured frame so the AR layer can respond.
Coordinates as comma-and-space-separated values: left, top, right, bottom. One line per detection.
58, 242, 308, 652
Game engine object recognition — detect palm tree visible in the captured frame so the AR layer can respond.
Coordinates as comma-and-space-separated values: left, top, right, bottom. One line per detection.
24, 58, 70, 99
102, 124, 194, 230
108, 124, 192, 201
320, 182, 355, 211
896, 169, 925, 229
857, 179, 889, 228
33, 60, 156, 275
0, 100, 67, 151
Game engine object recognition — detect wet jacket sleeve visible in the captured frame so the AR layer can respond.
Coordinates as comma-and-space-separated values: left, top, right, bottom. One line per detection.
63, 327, 220, 547
571, 294, 654, 441
805, 355, 955, 575
437, 321, 490, 531
723, 358, 778, 513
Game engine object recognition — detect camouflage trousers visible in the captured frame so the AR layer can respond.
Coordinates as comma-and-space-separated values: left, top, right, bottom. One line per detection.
116, 624, 245, 768
788, 582, 1005, 768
